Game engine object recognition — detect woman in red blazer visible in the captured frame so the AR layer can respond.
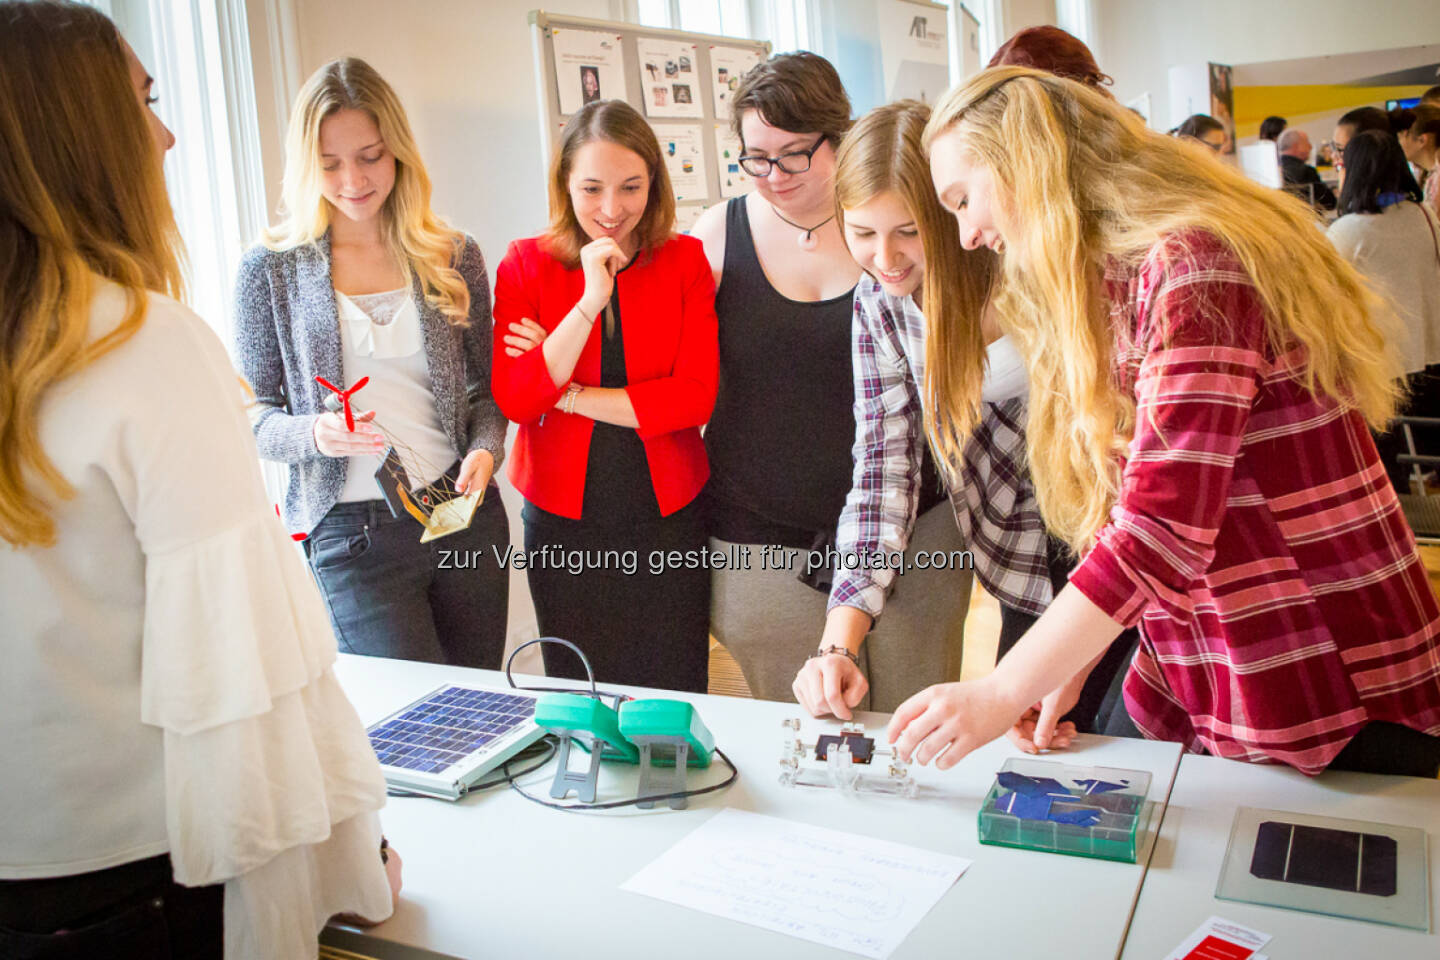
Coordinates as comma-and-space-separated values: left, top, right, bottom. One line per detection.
493, 99, 718, 692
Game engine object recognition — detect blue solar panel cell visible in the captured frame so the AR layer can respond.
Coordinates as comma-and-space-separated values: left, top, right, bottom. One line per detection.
366, 684, 537, 780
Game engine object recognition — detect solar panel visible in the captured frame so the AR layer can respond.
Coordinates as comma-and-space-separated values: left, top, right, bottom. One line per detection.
366, 684, 545, 800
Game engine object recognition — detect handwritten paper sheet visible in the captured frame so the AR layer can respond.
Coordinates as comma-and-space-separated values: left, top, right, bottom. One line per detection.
621, 808, 972, 959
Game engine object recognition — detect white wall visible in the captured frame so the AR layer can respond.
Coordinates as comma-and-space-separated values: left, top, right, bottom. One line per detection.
1092, 0, 1440, 133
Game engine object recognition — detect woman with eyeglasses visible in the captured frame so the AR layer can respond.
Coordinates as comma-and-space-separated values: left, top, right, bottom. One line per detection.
691, 53, 972, 711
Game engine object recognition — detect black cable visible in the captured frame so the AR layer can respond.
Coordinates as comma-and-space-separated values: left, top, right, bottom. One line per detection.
503, 637, 635, 707
504, 746, 740, 812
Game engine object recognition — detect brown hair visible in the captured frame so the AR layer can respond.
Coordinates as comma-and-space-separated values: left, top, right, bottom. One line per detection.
729, 52, 852, 148
544, 99, 675, 268
0, 0, 185, 547
988, 26, 1112, 91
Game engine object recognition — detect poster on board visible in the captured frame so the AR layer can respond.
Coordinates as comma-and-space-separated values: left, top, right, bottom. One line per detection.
674, 204, 706, 233
638, 37, 703, 119
713, 125, 753, 198
655, 123, 708, 202
552, 27, 629, 116
710, 45, 763, 121
878, 0, 950, 105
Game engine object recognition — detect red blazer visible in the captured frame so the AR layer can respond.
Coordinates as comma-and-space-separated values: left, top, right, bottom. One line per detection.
491, 234, 718, 519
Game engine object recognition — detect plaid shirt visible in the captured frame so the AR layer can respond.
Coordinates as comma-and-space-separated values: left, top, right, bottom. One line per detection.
1070, 231, 1440, 774
828, 280, 1052, 621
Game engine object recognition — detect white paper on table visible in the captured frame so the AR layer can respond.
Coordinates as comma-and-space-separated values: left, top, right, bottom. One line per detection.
621, 808, 972, 960
552, 28, 629, 116
638, 37, 703, 119
712, 125, 753, 199
709, 45, 763, 121
1163, 915, 1272, 960
653, 123, 708, 201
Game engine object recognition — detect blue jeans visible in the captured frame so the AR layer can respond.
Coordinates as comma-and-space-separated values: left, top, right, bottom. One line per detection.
306, 482, 509, 666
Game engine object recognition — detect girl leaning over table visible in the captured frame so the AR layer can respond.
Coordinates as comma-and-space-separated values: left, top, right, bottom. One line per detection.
794, 28, 1138, 740
233, 57, 510, 667
888, 67, 1440, 779
492, 99, 718, 693
690, 53, 973, 712
0, 4, 397, 957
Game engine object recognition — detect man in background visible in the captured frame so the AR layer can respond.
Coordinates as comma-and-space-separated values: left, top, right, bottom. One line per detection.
1278, 128, 1336, 211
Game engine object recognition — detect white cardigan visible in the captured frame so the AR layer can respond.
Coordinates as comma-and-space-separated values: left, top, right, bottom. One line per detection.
1328, 201, 1440, 374
0, 279, 391, 958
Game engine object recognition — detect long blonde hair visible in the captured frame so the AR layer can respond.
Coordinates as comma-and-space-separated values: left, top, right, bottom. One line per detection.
265, 58, 469, 322
835, 101, 995, 452
923, 67, 1401, 552
0, 1, 185, 548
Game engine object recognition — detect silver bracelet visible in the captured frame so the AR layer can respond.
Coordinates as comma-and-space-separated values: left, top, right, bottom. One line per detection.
810, 645, 861, 668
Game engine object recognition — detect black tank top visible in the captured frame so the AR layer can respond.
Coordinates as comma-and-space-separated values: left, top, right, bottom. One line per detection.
705, 197, 857, 547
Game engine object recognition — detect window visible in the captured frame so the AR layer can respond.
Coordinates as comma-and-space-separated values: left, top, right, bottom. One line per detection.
98, 0, 268, 341
634, 0, 750, 38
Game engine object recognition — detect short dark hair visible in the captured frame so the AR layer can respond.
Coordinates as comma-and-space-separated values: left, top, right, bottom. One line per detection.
729, 52, 852, 148
1173, 114, 1223, 140
1337, 129, 1421, 216
1336, 106, 1388, 137
1258, 115, 1286, 141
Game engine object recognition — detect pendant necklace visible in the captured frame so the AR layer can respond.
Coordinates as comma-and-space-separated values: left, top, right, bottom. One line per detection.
771, 206, 835, 251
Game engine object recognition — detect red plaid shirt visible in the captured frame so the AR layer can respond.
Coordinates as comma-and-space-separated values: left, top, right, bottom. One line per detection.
1069, 231, 1440, 774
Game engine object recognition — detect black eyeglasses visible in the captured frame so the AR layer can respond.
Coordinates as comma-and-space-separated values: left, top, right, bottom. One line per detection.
738, 136, 827, 177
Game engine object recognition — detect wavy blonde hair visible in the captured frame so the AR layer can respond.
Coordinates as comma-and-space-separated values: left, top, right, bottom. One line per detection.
922, 67, 1401, 552
0, 1, 185, 547
835, 101, 995, 450
265, 58, 469, 322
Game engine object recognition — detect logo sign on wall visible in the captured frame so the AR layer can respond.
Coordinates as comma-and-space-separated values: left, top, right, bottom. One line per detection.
879, 0, 949, 105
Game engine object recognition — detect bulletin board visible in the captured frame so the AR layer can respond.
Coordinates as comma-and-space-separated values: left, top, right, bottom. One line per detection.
529, 10, 772, 231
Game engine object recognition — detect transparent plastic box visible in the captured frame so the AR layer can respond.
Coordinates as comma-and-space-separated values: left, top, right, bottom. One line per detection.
977, 758, 1153, 863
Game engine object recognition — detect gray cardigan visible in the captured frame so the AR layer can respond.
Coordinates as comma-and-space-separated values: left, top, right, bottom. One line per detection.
232, 231, 507, 534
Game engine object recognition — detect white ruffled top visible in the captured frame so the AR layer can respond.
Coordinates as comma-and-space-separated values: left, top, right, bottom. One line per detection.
0, 279, 392, 958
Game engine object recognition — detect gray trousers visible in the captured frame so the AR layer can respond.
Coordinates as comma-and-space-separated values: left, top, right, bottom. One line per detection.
710, 502, 972, 712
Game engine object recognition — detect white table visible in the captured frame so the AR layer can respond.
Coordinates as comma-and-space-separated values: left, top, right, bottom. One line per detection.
328, 654, 1182, 960
1121, 755, 1440, 958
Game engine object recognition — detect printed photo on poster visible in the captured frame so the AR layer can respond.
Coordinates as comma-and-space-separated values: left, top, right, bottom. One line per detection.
552, 28, 629, 116
639, 37, 702, 119
710, 45, 763, 121
713, 125, 754, 198
655, 123, 707, 202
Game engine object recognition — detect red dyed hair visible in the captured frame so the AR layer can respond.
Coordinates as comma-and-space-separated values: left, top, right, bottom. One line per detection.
988, 26, 1112, 92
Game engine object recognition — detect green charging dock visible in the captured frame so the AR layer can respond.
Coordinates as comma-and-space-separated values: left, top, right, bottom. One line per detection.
618, 699, 715, 809
533, 693, 637, 801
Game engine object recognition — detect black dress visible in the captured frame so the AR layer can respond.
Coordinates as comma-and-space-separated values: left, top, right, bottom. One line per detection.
521, 262, 709, 692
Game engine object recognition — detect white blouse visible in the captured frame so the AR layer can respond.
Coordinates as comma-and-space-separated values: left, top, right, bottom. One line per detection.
334, 287, 455, 502
0, 279, 392, 958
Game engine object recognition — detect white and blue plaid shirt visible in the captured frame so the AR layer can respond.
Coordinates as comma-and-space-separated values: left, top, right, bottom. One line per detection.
828, 279, 1054, 620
